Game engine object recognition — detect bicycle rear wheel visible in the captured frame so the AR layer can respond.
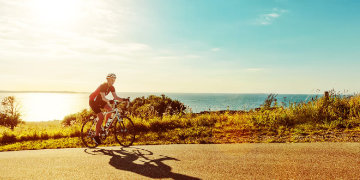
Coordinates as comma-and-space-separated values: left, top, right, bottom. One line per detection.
114, 116, 135, 147
81, 116, 98, 148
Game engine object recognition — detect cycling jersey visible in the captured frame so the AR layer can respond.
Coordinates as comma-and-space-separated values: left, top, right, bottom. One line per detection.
89, 82, 115, 102
89, 82, 115, 114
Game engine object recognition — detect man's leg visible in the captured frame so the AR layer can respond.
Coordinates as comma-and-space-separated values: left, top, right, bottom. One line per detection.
103, 104, 113, 128
93, 112, 104, 144
95, 112, 104, 136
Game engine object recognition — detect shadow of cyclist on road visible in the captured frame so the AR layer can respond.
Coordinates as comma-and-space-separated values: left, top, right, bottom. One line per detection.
84, 147, 201, 180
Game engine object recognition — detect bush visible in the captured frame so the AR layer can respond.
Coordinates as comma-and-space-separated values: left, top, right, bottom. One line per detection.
261, 94, 278, 109
62, 114, 77, 126
0, 132, 17, 144
129, 94, 186, 119
61, 109, 95, 126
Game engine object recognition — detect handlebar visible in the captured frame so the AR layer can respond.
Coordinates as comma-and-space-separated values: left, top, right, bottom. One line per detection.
111, 97, 130, 109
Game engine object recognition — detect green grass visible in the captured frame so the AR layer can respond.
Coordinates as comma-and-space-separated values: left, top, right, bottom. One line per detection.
0, 121, 81, 145
1, 92, 360, 151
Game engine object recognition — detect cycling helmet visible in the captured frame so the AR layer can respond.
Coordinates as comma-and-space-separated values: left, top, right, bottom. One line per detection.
106, 73, 116, 79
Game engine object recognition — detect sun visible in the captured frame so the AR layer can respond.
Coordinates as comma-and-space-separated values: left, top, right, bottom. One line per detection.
30, 0, 82, 27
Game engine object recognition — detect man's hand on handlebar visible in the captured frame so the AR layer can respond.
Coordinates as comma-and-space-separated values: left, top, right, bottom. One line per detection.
111, 97, 130, 104
121, 97, 130, 102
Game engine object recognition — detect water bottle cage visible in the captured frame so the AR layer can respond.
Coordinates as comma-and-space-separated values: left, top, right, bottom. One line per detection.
105, 118, 113, 128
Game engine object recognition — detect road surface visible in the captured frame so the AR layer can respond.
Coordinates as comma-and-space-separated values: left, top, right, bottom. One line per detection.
1, 143, 359, 179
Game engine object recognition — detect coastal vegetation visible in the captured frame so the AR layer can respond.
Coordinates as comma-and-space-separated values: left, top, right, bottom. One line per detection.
1, 91, 360, 151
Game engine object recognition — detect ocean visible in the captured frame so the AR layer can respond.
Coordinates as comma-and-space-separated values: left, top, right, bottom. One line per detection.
0, 92, 320, 122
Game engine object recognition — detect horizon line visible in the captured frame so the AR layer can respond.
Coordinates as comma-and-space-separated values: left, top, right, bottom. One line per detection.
0, 90, 325, 95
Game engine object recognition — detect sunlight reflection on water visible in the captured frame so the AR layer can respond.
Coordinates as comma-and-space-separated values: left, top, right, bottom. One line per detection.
0, 93, 90, 122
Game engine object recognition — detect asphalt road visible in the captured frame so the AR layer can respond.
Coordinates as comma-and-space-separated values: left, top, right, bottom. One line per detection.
1, 143, 359, 179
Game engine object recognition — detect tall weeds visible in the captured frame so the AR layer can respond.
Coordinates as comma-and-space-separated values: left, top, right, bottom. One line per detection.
248, 91, 360, 130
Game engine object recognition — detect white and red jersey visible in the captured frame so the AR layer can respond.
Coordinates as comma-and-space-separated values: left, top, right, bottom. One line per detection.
89, 82, 115, 101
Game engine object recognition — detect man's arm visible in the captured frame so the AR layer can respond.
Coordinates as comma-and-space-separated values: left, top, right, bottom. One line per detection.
100, 92, 112, 107
111, 91, 127, 101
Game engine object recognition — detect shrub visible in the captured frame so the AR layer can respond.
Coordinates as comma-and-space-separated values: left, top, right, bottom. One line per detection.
0, 132, 17, 144
261, 94, 278, 109
62, 114, 77, 126
129, 94, 186, 119
62, 109, 95, 126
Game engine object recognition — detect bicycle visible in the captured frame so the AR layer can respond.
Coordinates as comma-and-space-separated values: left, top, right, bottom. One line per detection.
81, 98, 136, 148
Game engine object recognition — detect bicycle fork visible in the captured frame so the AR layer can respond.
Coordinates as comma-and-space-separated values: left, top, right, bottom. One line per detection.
118, 118, 128, 133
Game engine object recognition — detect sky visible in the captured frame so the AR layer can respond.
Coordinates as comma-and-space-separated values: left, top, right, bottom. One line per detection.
1, 0, 360, 94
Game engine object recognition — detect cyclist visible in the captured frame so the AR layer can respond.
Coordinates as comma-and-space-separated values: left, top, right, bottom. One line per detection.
89, 73, 128, 144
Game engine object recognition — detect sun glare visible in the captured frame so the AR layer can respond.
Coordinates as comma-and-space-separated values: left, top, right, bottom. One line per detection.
16, 93, 89, 122
30, 0, 82, 26
20, 93, 73, 121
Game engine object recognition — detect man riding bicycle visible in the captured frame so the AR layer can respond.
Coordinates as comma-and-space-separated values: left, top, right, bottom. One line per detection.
89, 73, 128, 145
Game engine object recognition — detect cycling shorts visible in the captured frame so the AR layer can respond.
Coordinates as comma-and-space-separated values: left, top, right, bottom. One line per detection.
89, 98, 106, 114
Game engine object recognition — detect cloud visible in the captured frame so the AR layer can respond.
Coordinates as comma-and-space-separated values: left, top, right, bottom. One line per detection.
0, 0, 149, 60
184, 54, 201, 59
255, 8, 288, 26
151, 54, 201, 64
211, 48, 220, 52
245, 68, 265, 72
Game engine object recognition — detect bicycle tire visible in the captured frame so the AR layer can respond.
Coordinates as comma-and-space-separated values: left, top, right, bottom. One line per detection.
114, 116, 135, 147
81, 116, 98, 148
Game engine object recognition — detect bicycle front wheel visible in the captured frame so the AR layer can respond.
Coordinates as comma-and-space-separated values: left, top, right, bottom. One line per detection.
81, 116, 98, 148
114, 116, 135, 147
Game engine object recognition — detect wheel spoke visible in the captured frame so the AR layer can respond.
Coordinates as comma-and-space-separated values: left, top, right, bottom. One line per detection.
114, 116, 135, 147
81, 117, 98, 148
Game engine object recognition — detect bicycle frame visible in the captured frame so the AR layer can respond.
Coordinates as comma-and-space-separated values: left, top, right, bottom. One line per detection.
103, 107, 121, 131
94, 100, 128, 137
81, 98, 135, 148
